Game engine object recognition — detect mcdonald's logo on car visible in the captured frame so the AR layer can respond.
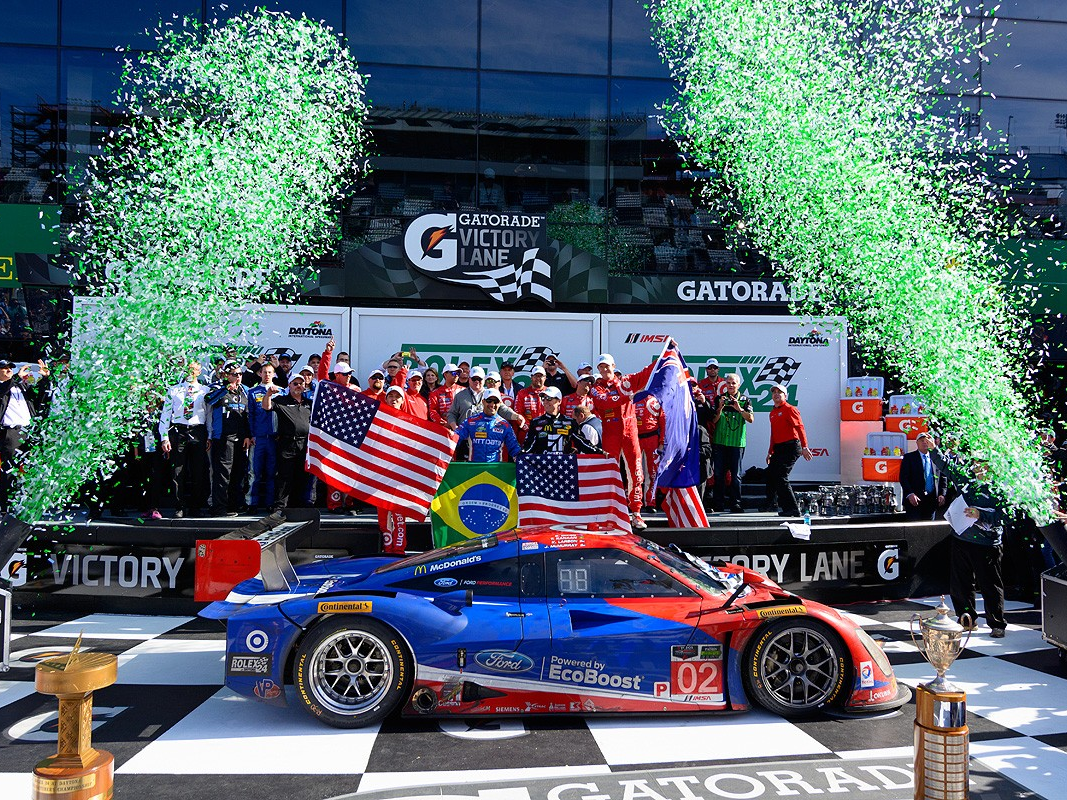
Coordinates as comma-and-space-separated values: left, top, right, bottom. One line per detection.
414, 565, 427, 576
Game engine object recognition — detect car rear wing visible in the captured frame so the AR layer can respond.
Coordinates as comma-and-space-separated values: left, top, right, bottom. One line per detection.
194, 509, 319, 602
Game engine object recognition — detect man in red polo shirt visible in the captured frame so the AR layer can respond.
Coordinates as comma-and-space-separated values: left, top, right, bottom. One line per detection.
589, 352, 656, 529
764, 383, 813, 517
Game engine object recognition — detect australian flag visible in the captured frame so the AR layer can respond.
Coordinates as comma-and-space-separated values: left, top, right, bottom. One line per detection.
639, 340, 703, 489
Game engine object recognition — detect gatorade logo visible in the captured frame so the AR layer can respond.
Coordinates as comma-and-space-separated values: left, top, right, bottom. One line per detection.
852, 401, 864, 415
875, 460, 888, 475
877, 546, 901, 581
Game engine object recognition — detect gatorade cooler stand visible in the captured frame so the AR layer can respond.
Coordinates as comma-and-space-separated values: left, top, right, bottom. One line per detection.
840, 377, 884, 422
862, 432, 907, 482
884, 394, 928, 440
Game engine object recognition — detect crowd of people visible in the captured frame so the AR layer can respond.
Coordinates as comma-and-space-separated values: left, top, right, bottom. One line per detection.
0, 344, 823, 535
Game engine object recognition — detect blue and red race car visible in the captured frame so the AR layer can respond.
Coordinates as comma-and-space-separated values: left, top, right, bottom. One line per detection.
201, 525, 909, 728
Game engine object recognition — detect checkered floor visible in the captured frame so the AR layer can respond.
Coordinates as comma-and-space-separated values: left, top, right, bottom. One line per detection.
1, 598, 1065, 800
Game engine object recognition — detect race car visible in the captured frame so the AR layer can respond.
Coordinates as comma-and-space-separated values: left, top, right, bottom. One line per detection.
201, 525, 910, 728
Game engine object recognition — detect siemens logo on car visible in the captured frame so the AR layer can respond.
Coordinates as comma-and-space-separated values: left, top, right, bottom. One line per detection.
428, 554, 483, 573
475, 650, 535, 673
548, 656, 643, 690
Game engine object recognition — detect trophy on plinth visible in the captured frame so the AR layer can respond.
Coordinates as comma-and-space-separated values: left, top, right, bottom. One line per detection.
910, 598, 971, 800
32, 636, 117, 800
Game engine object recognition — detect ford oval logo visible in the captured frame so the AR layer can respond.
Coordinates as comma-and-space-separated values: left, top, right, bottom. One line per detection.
475, 649, 535, 673
434, 577, 459, 588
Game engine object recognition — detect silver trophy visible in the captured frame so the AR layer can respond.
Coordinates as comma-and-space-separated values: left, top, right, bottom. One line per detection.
910, 597, 971, 693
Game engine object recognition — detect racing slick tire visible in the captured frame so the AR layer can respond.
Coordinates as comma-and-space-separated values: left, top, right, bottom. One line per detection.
294, 616, 413, 728
744, 618, 850, 718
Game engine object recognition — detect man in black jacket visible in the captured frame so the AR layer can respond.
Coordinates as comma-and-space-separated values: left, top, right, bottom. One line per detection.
0, 358, 51, 512
899, 432, 947, 520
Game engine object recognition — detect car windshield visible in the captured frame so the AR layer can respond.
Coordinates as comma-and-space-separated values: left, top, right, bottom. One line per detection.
373, 534, 500, 574
637, 539, 746, 597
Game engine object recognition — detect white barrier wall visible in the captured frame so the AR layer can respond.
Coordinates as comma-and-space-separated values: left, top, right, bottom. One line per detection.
349, 308, 600, 383
72, 298, 351, 370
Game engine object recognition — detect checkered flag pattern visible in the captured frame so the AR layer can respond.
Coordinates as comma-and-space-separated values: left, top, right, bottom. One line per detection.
756, 356, 801, 385
475, 248, 554, 305
511, 346, 558, 373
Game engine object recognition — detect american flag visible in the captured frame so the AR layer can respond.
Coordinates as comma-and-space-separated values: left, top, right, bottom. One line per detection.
306, 381, 456, 520
664, 486, 710, 528
516, 453, 630, 530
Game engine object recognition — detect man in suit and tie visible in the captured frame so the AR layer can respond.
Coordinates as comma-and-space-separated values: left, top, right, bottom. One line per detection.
899, 431, 947, 520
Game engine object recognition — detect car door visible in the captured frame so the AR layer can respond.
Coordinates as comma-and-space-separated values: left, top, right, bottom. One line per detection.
544, 547, 704, 705
405, 540, 526, 675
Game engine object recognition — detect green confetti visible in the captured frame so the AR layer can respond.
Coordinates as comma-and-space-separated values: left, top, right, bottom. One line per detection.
652, 0, 1054, 518
11, 10, 370, 523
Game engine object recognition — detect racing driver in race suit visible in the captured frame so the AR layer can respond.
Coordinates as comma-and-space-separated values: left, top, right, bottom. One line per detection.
453, 388, 520, 463
589, 352, 656, 530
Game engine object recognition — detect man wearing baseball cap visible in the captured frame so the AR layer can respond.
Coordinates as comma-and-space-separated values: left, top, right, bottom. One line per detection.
523, 385, 577, 453
562, 371, 595, 419
453, 388, 519, 463
514, 365, 547, 445
447, 366, 525, 459
205, 361, 251, 516
764, 383, 812, 517
590, 352, 658, 529
362, 368, 388, 402
428, 363, 460, 428
698, 358, 725, 400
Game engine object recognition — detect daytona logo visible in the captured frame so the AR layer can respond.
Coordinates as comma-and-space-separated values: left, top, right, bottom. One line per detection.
289, 325, 333, 338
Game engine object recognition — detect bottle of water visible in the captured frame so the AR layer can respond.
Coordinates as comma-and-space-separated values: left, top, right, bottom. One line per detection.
803, 510, 811, 527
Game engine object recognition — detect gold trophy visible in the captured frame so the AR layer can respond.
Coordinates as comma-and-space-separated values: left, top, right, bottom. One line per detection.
32, 636, 117, 800
910, 598, 970, 800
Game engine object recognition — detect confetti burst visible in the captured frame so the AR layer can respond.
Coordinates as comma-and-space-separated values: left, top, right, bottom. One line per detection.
12, 10, 370, 522
652, 0, 1056, 518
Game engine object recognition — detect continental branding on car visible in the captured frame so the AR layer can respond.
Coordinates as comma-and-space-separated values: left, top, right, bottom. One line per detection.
475, 649, 535, 673
755, 605, 807, 618
548, 655, 643, 690
318, 600, 373, 613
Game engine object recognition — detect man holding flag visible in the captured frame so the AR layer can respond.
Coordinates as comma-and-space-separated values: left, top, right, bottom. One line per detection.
590, 353, 657, 529
636, 341, 709, 529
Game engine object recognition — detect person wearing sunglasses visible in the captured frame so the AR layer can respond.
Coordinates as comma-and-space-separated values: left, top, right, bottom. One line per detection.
428, 363, 461, 428
453, 388, 519, 464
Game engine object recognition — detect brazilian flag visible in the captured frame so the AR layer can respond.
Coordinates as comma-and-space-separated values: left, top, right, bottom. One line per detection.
430, 462, 518, 548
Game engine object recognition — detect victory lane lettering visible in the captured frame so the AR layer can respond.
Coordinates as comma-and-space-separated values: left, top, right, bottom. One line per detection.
50, 554, 185, 589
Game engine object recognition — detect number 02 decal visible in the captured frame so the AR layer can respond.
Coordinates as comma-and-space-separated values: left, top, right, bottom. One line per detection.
668, 644, 724, 702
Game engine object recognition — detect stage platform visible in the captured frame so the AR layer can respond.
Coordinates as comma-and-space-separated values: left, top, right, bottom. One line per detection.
8, 506, 951, 614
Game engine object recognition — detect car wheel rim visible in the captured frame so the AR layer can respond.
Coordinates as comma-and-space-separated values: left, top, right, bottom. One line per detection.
310, 629, 393, 716
758, 628, 839, 709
